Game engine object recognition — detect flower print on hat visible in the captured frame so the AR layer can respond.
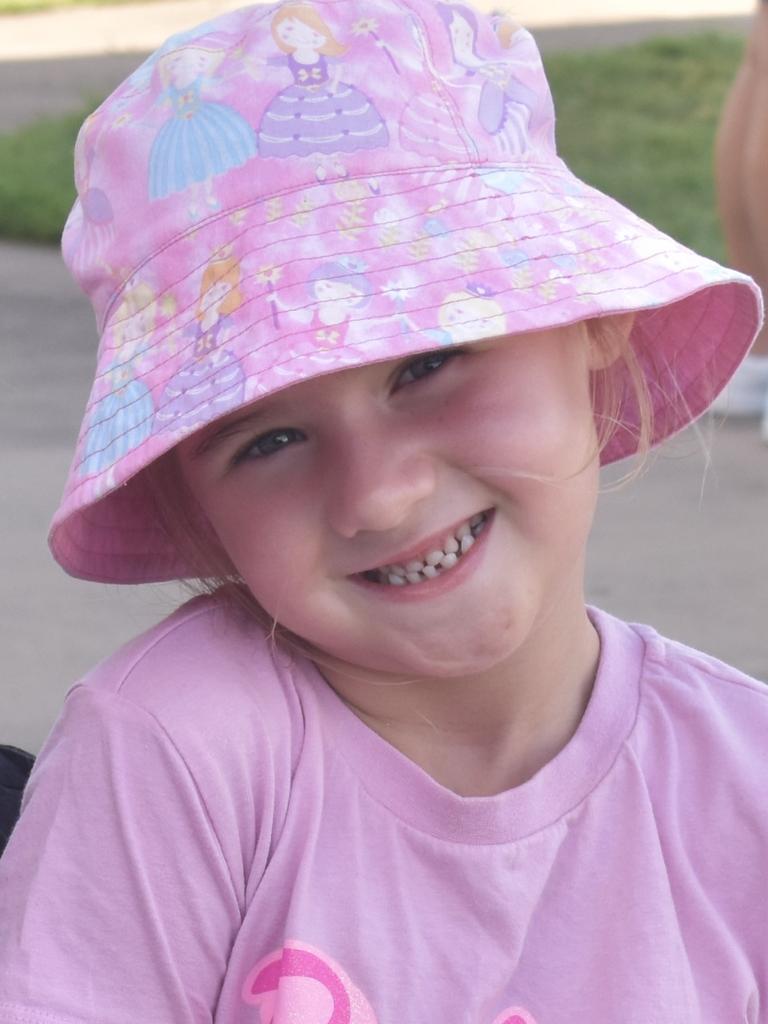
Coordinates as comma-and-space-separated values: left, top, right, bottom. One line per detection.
242, 941, 378, 1023
148, 43, 257, 214
154, 251, 246, 435
255, 4, 389, 182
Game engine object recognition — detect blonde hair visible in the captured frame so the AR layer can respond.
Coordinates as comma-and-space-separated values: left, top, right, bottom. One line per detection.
494, 17, 521, 49
271, 6, 347, 57
438, 291, 506, 336
157, 45, 226, 87
112, 282, 158, 351
143, 315, 656, 626
144, 452, 270, 624
587, 314, 655, 480
198, 255, 243, 319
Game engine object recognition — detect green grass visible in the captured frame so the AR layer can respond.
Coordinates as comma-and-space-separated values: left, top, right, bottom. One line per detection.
544, 33, 743, 263
0, 107, 88, 243
0, 33, 744, 251
1, 0, 156, 13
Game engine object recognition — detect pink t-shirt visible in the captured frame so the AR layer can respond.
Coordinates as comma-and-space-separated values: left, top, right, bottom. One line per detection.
0, 597, 766, 1023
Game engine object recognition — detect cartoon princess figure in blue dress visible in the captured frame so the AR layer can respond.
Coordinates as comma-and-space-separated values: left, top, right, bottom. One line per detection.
255, 5, 388, 180
78, 283, 159, 481
148, 44, 257, 213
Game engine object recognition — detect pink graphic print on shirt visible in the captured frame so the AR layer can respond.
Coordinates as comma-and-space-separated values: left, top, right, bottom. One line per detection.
492, 1010, 539, 1024
241, 940, 378, 1023
242, 940, 538, 1023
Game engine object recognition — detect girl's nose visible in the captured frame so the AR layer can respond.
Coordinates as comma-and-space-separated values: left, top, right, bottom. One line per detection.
326, 431, 438, 539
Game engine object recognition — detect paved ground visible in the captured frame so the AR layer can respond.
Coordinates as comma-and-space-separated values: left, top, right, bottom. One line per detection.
1, 0, 766, 753
0, 14, 755, 133
0, 0, 755, 60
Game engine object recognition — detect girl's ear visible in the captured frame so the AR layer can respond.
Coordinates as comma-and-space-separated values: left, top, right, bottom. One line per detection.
587, 312, 636, 370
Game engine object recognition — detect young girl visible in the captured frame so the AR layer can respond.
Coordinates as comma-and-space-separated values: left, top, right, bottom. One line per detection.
0, 1, 766, 1021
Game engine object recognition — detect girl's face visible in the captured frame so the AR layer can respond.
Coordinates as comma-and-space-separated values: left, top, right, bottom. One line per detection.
177, 326, 602, 682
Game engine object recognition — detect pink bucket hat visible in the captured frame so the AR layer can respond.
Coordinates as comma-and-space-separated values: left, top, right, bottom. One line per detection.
52, 0, 762, 583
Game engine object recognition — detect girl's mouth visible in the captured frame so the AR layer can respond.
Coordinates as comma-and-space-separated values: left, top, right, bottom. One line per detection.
359, 510, 492, 587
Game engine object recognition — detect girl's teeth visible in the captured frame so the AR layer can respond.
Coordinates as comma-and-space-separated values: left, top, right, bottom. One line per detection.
371, 511, 489, 586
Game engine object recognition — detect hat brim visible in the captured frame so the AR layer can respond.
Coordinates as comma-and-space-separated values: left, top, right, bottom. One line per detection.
50, 163, 762, 582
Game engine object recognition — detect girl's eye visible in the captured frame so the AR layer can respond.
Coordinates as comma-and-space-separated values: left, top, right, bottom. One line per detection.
395, 349, 462, 389
233, 427, 305, 464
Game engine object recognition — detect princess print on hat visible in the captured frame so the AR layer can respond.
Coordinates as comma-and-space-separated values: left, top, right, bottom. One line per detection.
76, 279, 166, 484
308, 259, 374, 346
255, 4, 389, 181
436, 2, 539, 154
262, 254, 374, 349
154, 251, 246, 435
64, 112, 115, 278
148, 43, 257, 213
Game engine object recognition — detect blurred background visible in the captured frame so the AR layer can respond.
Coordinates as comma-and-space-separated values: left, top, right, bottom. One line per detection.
1, 0, 766, 754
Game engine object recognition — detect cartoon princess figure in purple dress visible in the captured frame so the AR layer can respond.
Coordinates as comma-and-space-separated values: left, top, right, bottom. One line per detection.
148, 44, 257, 213
256, 5, 388, 180
155, 253, 246, 434
411, 3, 536, 156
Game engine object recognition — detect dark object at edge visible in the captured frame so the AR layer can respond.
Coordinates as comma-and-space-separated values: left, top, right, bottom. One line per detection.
0, 745, 35, 858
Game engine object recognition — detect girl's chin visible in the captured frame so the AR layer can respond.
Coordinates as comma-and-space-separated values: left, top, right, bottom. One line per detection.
312, 633, 522, 683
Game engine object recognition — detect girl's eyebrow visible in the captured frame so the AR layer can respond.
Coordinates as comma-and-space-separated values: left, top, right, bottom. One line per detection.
192, 408, 276, 458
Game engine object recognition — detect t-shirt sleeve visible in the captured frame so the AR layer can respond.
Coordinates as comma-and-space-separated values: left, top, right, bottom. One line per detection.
0, 684, 246, 1024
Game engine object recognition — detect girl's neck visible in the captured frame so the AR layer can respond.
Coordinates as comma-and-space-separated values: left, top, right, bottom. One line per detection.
320, 591, 600, 797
